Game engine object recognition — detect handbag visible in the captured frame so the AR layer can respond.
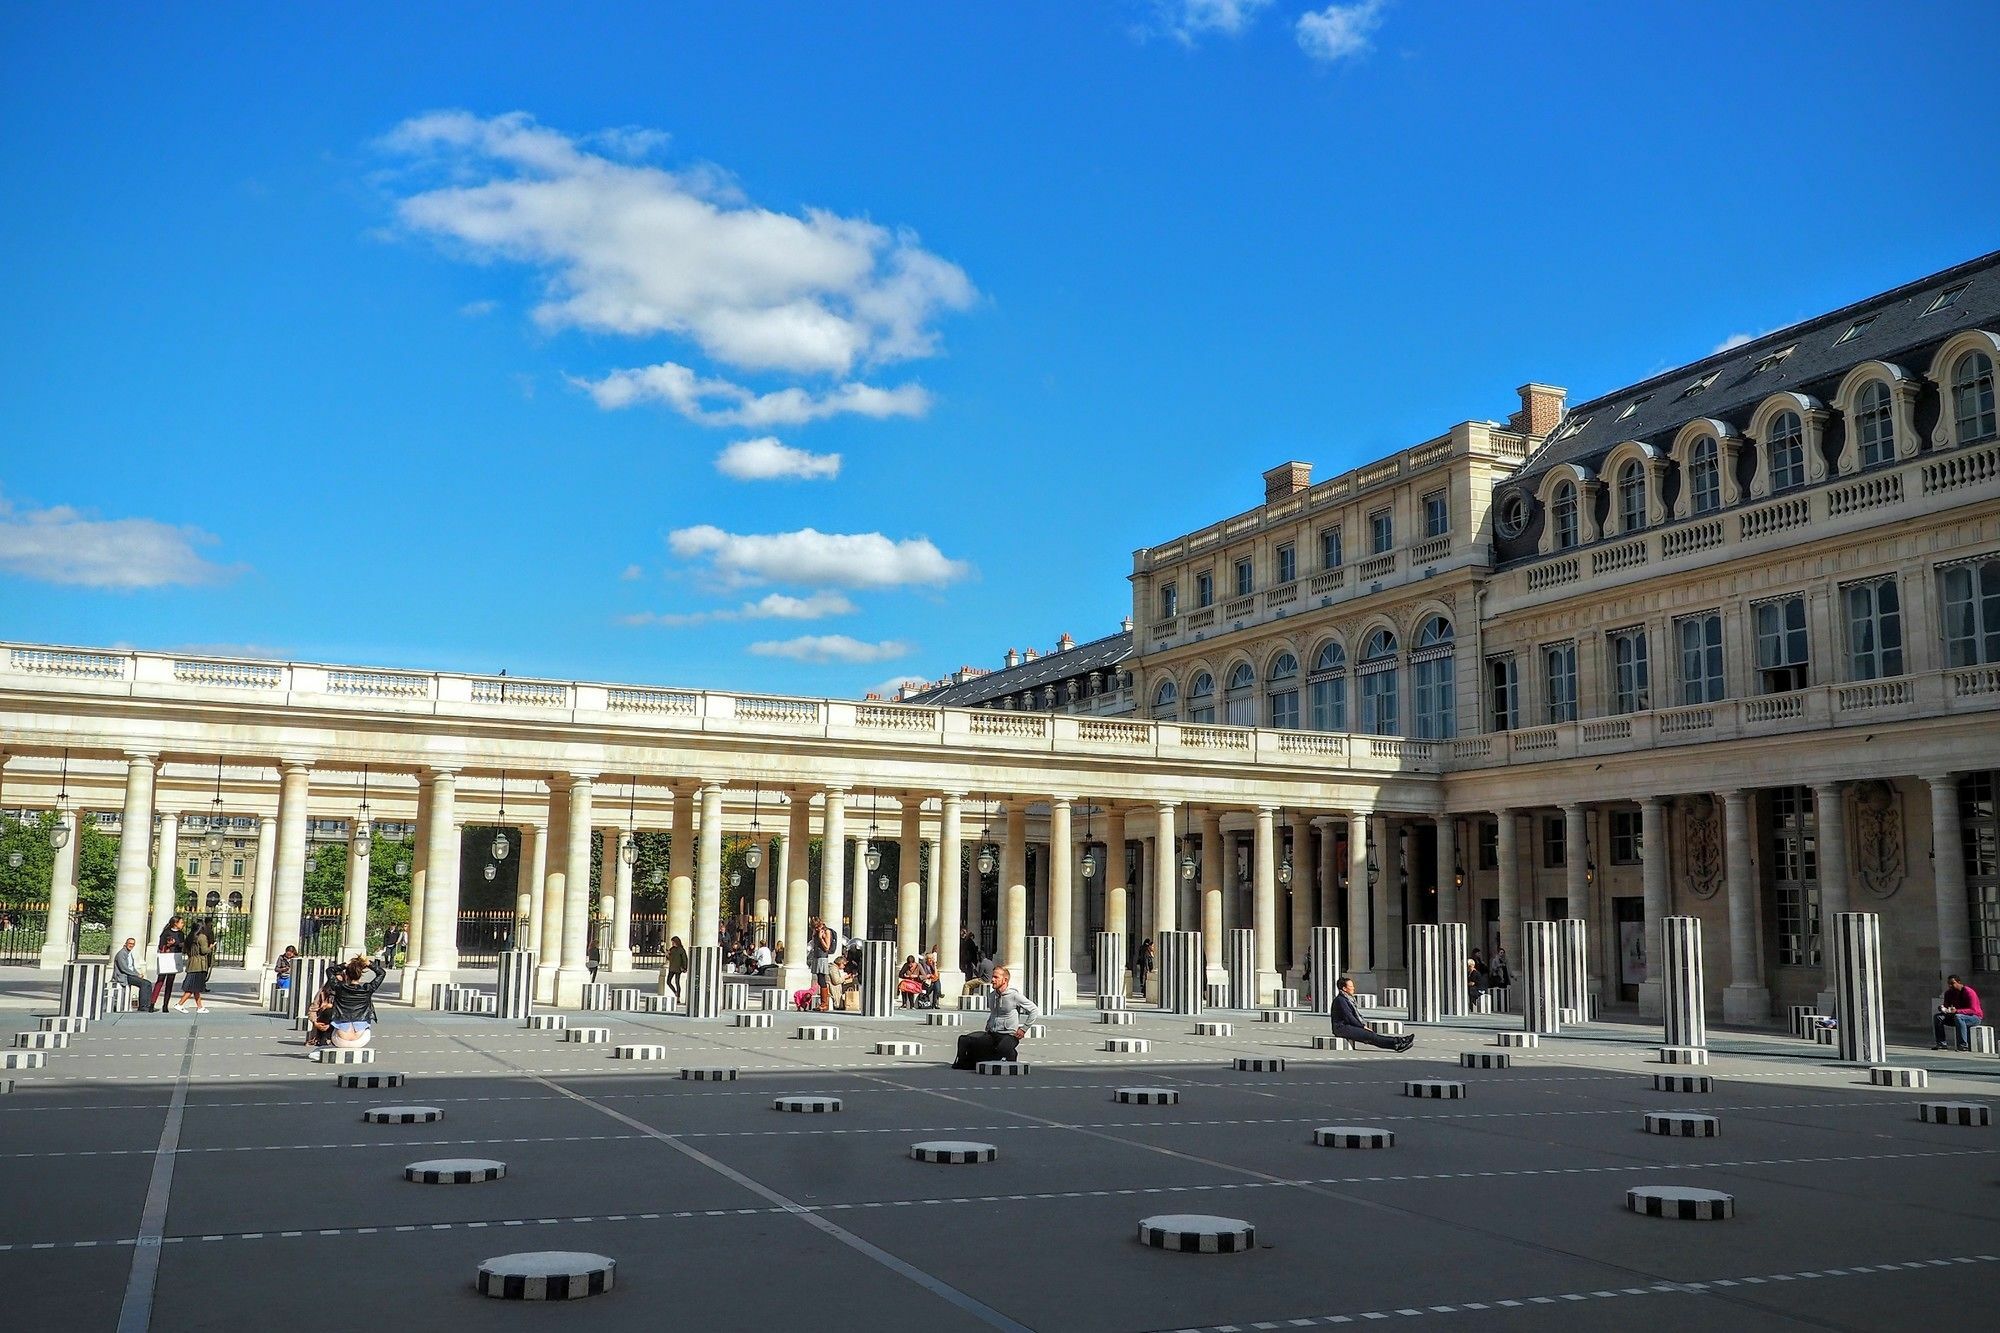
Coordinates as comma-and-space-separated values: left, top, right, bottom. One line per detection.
160, 953, 185, 973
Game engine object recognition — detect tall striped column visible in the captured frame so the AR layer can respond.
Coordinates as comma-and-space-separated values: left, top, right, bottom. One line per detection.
685, 944, 723, 1019
1405, 924, 1441, 1023
859, 939, 897, 1018
498, 949, 537, 1022
1225, 928, 1256, 1010
1439, 922, 1469, 1017
1308, 926, 1340, 1014
1160, 930, 1204, 1015
1832, 912, 1885, 1064
60, 961, 106, 1020
289, 957, 330, 1026
1661, 917, 1704, 1049
1558, 918, 1588, 1019
1094, 931, 1127, 1001
1521, 920, 1562, 1035
1022, 935, 1057, 1015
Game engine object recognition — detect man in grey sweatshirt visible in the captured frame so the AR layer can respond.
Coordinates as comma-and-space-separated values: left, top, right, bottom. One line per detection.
951, 965, 1039, 1068
112, 938, 148, 1012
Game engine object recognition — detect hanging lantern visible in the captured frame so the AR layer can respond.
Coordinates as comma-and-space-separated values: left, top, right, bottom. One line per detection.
491, 829, 511, 862
1080, 850, 1097, 881
976, 845, 997, 877
353, 820, 372, 855
729, 869, 742, 890
205, 755, 226, 850
864, 841, 882, 873
394, 859, 410, 877
304, 848, 318, 875
1278, 857, 1293, 886
621, 835, 638, 866
1180, 852, 1197, 881
744, 842, 763, 870
6, 850, 21, 870
482, 862, 497, 882
49, 810, 72, 852
648, 866, 664, 888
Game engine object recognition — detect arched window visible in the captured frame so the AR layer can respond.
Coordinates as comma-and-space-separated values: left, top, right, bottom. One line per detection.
1266, 652, 1300, 729
1768, 410, 1805, 490
1187, 670, 1216, 724
1955, 351, 1997, 444
1412, 616, 1455, 739
1617, 459, 1647, 533
1359, 629, 1399, 736
1551, 482, 1579, 549
1308, 641, 1347, 731
1224, 661, 1256, 726
1150, 677, 1179, 720
1689, 438, 1721, 514
1855, 381, 1896, 467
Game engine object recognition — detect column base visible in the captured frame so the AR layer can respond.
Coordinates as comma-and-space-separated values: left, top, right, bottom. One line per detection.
410, 966, 455, 1008
1053, 969, 1078, 1010
1205, 964, 1229, 988
1636, 979, 1664, 1022
533, 964, 561, 1005
37, 944, 72, 972
611, 949, 635, 973
1255, 968, 1283, 1007
1722, 982, 1772, 1024
553, 966, 593, 1008
241, 945, 268, 974
1815, 987, 1837, 1017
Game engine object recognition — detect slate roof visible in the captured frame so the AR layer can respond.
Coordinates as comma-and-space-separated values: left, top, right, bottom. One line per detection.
904, 630, 1133, 707
1511, 249, 2000, 486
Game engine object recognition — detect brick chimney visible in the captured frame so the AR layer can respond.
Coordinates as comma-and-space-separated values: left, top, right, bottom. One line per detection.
1004, 648, 1020, 669
1509, 384, 1567, 436
1056, 632, 1074, 652
1262, 461, 1312, 503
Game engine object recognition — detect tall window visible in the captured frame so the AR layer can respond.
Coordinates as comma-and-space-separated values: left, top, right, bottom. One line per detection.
1275, 543, 1297, 584
1151, 678, 1179, 720
1610, 627, 1650, 713
1158, 583, 1178, 618
1195, 571, 1214, 607
1551, 482, 1579, 549
1855, 381, 1896, 467
1369, 509, 1393, 555
1359, 629, 1399, 735
1187, 671, 1216, 724
1843, 578, 1903, 680
1942, 556, 2000, 666
1688, 438, 1722, 514
1423, 490, 1449, 538
1768, 410, 1805, 491
1541, 817, 1566, 868
1771, 786, 1821, 967
1320, 526, 1343, 569
1308, 641, 1348, 730
186, 856, 200, 878
1487, 656, 1519, 731
231, 858, 245, 878
1233, 558, 1253, 597
1956, 351, 1998, 443
1266, 652, 1300, 729
1412, 616, 1455, 739
1609, 810, 1641, 865
1477, 820, 1498, 870
1544, 642, 1578, 722
1755, 595, 1809, 692
1964, 773, 2000, 972
1676, 612, 1725, 704
1224, 662, 1256, 726
1617, 459, 1646, 532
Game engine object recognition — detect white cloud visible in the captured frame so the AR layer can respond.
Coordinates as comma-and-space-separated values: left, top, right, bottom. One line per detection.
1712, 329, 1772, 354
748, 634, 910, 664
668, 525, 970, 590
1155, 0, 1275, 43
620, 563, 645, 581
573, 360, 929, 427
861, 673, 928, 700
0, 490, 242, 589
715, 436, 841, 481
459, 299, 499, 317
1296, 1, 1386, 63
619, 590, 857, 627
379, 110, 976, 377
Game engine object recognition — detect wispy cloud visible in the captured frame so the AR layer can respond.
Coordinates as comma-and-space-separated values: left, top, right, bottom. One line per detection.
619, 590, 857, 627
1152, 0, 1275, 44
1712, 329, 1772, 354
0, 490, 244, 589
748, 634, 910, 664
668, 526, 970, 590
573, 361, 929, 427
861, 672, 929, 699
620, 563, 645, 581
715, 436, 841, 481
1296, 1, 1387, 64
458, 299, 499, 317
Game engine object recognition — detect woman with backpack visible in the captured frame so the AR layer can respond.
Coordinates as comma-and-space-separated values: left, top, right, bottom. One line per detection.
664, 936, 688, 1006
176, 919, 216, 1013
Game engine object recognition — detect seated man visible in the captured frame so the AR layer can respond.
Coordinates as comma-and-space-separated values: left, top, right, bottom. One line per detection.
951, 965, 1040, 1068
1331, 975, 1413, 1052
1935, 974, 1985, 1051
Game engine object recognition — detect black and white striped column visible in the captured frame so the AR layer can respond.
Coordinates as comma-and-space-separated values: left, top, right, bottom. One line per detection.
1159, 930, 1204, 1015
1521, 920, 1562, 1035
859, 939, 897, 1018
289, 957, 330, 1023
1226, 928, 1256, 1010
685, 945, 723, 1019
1308, 926, 1340, 1015
1558, 918, 1588, 1020
1833, 912, 1885, 1065
497, 949, 537, 1022
1094, 931, 1126, 1002
1661, 917, 1705, 1049
60, 961, 106, 1020
1022, 934, 1057, 1015
1439, 922, 1469, 1017
1405, 924, 1441, 1023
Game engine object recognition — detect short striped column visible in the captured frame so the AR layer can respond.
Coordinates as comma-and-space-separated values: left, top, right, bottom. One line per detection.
1021, 935, 1057, 1016
1307, 926, 1340, 1015
1557, 918, 1588, 1021
497, 950, 536, 1022
59, 962, 106, 1020
1661, 917, 1705, 1050
1832, 912, 1885, 1065
1159, 930, 1204, 1016
859, 939, 896, 1018
1405, 924, 1441, 1023
685, 945, 723, 1020
1225, 928, 1255, 1010
1438, 922, 1469, 1017
1094, 932, 1127, 1002
1521, 921, 1562, 1035
289, 957, 330, 1023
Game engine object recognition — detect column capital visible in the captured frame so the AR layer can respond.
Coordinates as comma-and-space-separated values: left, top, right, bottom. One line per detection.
937, 790, 966, 804
1811, 780, 1846, 796
1561, 800, 1587, 815
567, 771, 599, 785
1922, 772, 1962, 788
1048, 793, 1076, 806
124, 750, 159, 764
1717, 788, 1749, 802
279, 757, 315, 774
422, 765, 458, 780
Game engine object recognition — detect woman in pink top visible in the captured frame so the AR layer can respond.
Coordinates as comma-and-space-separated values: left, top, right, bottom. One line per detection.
1934, 975, 1984, 1050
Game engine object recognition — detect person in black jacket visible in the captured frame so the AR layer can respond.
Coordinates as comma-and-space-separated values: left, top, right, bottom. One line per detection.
147, 916, 188, 1013
1332, 976, 1413, 1051
324, 955, 388, 1049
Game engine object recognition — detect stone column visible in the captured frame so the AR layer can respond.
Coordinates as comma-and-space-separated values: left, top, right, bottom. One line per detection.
1662, 915, 1705, 1050
1521, 918, 1562, 1034
1152, 802, 1178, 936
898, 797, 924, 962
1496, 808, 1520, 964
1104, 806, 1128, 945
1637, 796, 1670, 1020
555, 774, 594, 1004
1002, 802, 1027, 968
667, 784, 695, 950
771, 832, 789, 949
38, 809, 82, 969
819, 788, 847, 936
849, 834, 870, 940
1720, 789, 1770, 1022
405, 781, 432, 972
1813, 782, 1848, 1012
1318, 817, 1339, 935
107, 754, 156, 961
1252, 806, 1279, 1002
1287, 811, 1314, 980
520, 821, 546, 956
1435, 815, 1459, 926
1200, 808, 1225, 985
1926, 774, 1971, 980
1563, 802, 1589, 929
1070, 831, 1090, 977
411, 768, 459, 1004
1372, 815, 1399, 980
341, 822, 370, 958
694, 783, 723, 952
243, 813, 279, 972
1047, 795, 1076, 1001
781, 790, 814, 993
270, 761, 312, 961
925, 828, 942, 954
536, 777, 570, 1002
936, 793, 964, 993
1345, 813, 1370, 977
148, 813, 180, 966
611, 829, 635, 972
1832, 911, 1886, 1064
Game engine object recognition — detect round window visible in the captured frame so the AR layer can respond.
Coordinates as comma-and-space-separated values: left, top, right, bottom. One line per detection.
1496, 492, 1528, 538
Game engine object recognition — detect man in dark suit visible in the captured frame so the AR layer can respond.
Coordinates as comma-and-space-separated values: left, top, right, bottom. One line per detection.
1333, 976, 1413, 1051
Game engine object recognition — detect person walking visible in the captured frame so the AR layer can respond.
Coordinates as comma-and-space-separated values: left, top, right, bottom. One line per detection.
112, 937, 149, 1012
176, 919, 216, 1013
1486, 947, 1512, 999
1467, 948, 1488, 1003
664, 935, 688, 1005
958, 927, 983, 994
950, 964, 1040, 1068
808, 919, 840, 1012
1331, 976, 1413, 1052
379, 922, 407, 969
324, 954, 389, 1048
148, 915, 188, 1013
1132, 937, 1155, 999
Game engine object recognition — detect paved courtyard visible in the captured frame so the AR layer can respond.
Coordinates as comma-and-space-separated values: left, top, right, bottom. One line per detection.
2, 977, 1996, 1332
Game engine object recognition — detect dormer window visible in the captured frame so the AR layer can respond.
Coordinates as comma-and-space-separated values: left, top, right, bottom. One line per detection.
1679, 370, 1720, 400
1617, 459, 1647, 533
1689, 438, 1722, 514
1768, 411, 1806, 491
1551, 482, 1579, 549
1751, 345, 1796, 375
1616, 394, 1652, 421
1834, 314, 1876, 345
1925, 282, 1970, 316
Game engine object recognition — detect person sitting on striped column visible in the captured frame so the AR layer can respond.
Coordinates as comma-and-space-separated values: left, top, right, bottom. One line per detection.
950, 965, 1040, 1069
1332, 976, 1413, 1052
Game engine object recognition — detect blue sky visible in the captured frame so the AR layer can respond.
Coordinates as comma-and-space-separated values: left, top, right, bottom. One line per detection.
4, 1, 1997, 698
